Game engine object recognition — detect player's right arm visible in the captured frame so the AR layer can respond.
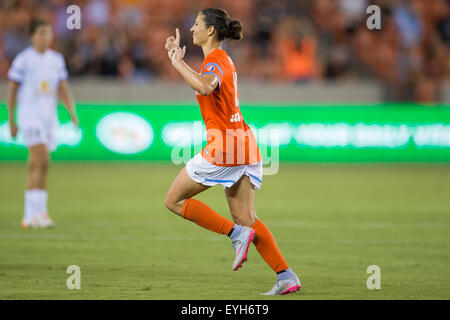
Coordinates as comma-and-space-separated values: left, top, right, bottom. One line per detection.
165, 28, 218, 96
6, 81, 19, 138
169, 49, 218, 96
7, 52, 25, 138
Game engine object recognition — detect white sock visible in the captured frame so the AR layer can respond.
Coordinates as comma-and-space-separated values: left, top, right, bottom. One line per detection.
36, 189, 48, 216
24, 190, 34, 221
31, 190, 42, 217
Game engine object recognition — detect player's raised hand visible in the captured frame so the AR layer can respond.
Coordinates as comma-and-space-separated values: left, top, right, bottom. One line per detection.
168, 45, 186, 66
165, 36, 175, 51
175, 28, 181, 47
165, 28, 181, 51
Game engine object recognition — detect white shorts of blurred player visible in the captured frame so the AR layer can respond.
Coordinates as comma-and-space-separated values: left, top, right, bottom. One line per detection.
19, 122, 57, 152
186, 153, 263, 190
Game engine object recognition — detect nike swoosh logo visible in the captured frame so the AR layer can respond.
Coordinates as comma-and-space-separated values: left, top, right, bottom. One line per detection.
286, 282, 298, 289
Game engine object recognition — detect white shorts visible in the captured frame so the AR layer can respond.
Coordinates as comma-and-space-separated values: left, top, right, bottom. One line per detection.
20, 122, 57, 152
186, 153, 263, 190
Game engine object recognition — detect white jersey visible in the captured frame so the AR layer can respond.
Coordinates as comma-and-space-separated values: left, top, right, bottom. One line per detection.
7, 47, 68, 127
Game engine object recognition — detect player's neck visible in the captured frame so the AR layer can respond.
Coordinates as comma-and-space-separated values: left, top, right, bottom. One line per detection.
202, 41, 221, 58
33, 45, 48, 55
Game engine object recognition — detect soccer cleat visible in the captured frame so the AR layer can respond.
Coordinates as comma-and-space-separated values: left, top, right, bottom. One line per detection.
21, 217, 39, 229
36, 213, 55, 228
231, 226, 255, 271
261, 276, 301, 295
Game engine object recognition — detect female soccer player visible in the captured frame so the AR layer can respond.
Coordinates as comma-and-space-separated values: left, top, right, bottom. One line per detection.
6, 19, 78, 229
164, 8, 301, 295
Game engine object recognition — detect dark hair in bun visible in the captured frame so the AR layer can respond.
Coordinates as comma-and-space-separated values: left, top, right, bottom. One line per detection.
29, 18, 50, 36
201, 8, 243, 41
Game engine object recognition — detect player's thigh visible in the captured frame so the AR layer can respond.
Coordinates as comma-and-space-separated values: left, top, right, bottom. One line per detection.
28, 143, 49, 169
165, 166, 210, 214
225, 175, 257, 226
22, 124, 51, 164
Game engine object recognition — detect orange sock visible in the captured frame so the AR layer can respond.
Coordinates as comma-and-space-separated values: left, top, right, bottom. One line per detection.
182, 199, 234, 235
251, 219, 289, 273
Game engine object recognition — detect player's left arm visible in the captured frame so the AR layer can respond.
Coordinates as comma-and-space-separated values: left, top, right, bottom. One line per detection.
57, 54, 78, 127
6, 81, 19, 138
58, 80, 78, 127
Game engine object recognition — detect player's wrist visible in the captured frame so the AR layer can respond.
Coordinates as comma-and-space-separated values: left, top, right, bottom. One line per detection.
172, 58, 184, 69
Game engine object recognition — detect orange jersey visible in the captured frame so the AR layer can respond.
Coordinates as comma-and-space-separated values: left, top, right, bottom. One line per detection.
196, 49, 261, 167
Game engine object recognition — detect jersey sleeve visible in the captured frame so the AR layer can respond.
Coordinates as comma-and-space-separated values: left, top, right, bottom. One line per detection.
201, 56, 224, 90
7, 54, 26, 83
58, 54, 69, 81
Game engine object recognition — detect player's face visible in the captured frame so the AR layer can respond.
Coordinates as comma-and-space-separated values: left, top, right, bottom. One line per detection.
31, 25, 53, 51
190, 13, 210, 46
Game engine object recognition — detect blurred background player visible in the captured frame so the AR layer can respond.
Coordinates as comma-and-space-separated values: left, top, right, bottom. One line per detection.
164, 8, 301, 295
6, 19, 78, 229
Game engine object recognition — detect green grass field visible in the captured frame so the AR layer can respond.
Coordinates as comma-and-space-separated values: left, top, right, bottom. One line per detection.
0, 163, 449, 300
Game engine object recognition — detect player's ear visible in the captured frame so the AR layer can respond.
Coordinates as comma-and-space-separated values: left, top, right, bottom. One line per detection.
207, 25, 215, 37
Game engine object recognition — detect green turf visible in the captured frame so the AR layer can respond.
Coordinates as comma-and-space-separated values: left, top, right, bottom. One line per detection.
0, 163, 449, 300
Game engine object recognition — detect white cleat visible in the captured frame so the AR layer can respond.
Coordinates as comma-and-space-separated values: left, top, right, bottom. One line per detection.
36, 213, 55, 228
231, 226, 255, 271
261, 275, 302, 295
21, 217, 40, 229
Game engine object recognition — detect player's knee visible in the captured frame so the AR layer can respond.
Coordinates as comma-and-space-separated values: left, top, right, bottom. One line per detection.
164, 194, 175, 212
164, 193, 182, 215
29, 159, 41, 173
28, 159, 39, 171
40, 158, 49, 173
33, 158, 48, 174
29, 151, 48, 170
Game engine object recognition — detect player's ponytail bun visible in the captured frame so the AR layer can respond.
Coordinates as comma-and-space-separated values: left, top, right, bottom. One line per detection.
227, 20, 243, 40
201, 8, 243, 41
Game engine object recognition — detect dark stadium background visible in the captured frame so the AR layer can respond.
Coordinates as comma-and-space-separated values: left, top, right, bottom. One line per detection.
0, 0, 449, 301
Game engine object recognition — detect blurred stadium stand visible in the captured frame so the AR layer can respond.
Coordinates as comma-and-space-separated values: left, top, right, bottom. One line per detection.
0, 0, 449, 103
0, 78, 386, 102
